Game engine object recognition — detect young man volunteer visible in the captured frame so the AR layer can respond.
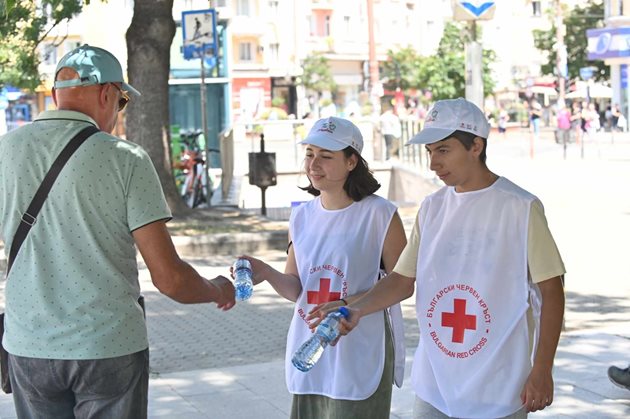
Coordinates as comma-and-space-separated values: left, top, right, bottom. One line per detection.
328, 98, 565, 418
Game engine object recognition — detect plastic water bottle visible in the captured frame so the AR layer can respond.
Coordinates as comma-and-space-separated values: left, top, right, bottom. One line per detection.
233, 258, 254, 301
292, 306, 350, 372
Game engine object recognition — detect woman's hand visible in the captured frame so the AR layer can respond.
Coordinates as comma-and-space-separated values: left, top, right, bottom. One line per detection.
230, 255, 271, 285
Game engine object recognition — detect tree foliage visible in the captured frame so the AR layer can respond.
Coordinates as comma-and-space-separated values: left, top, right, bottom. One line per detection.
0, 0, 86, 90
383, 22, 496, 101
533, 0, 607, 81
418, 22, 496, 100
381, 47, 422, 91
299, 53, 336, 94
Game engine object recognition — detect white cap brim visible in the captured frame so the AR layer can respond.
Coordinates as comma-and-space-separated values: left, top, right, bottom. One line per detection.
298, 133, 348, 151
407, 127, 455, 145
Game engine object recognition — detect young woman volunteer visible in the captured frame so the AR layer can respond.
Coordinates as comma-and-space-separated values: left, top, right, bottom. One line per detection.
242, 116, 407, 418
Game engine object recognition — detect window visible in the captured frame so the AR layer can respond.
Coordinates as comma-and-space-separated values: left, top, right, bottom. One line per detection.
269, 0, 279, 16
237, 0, 251, 16
239, 42, 253, 61
269, 43, 279, 63
216, 0, 227, 6
343, 16, 351, 37
309, 10, 332, 37
532, 1, 542, 17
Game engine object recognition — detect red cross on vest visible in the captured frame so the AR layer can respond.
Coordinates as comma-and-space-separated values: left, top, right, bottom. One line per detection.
307, 278, 341, 304
442, 298, 476, 343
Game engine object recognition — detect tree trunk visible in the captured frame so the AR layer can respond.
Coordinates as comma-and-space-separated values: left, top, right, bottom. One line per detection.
126, 0, 189, 215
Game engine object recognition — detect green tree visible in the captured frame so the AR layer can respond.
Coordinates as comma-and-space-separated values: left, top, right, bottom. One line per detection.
417, 22, 496, 101
0, 0, 85, 90
533, 1, 607, 81
298, 53, 336, 117
1, 0, 188, 214
126, 0, 188, 214
300, 53, 335, 94
381, 47, 422, 91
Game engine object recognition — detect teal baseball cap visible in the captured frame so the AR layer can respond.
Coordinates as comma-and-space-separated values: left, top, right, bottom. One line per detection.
54, 44, 140, 97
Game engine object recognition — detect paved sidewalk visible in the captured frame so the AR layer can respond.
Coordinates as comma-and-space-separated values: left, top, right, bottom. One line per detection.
0, 127, 629, 418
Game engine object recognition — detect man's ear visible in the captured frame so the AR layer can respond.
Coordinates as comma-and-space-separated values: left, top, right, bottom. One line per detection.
472, 136, 485, 156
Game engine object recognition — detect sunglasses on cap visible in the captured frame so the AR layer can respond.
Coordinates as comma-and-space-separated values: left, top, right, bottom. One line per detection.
108, 83, 130, 112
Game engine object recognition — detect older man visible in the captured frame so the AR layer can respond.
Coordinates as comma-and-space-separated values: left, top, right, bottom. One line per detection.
0, 44, 235, 418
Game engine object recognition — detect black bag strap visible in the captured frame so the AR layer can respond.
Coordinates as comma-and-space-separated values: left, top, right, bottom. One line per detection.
7, 125, 99, 275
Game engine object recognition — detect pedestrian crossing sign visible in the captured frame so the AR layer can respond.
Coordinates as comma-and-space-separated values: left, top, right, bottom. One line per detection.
182, 9, 217, 60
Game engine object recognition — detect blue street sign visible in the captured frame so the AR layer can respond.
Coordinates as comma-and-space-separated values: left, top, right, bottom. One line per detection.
622, 64, 628, 89
461, 1, 495, 17
579, 66, 596, 81
182, 9, 218, 61
453, 1, 496, 21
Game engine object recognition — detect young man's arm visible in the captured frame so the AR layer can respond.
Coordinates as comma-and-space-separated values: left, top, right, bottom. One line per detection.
339, 271, 415, 334
520, 275, 565, 412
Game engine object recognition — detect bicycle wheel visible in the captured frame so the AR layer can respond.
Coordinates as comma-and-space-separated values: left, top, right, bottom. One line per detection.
192, 175, 206, 208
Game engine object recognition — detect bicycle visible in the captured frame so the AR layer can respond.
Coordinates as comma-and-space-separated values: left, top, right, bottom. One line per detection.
174, 130, 211, 208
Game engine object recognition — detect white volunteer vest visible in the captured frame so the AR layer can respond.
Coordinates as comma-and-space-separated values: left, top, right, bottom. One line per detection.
412, 177, 538, 418
286, 195, 404, 399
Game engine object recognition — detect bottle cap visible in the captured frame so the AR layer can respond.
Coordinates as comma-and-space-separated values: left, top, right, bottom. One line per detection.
234, 258, 251, 270
338, 306, 349, 318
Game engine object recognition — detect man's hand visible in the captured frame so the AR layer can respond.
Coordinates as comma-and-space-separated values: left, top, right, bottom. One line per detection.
210, 275, 235, 311
306, 304, 362, 346
306, 301, 346, 330
520, 364, 554, 412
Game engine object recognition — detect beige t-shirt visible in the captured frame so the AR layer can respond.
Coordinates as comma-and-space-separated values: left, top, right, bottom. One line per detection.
394, 199, 565, 282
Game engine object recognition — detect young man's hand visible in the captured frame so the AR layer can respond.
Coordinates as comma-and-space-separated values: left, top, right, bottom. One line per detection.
520, 364, 554, 412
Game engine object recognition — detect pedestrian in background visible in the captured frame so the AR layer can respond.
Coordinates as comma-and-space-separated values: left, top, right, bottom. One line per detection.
325, 98, 566, 418
570, 101, 582, 144
240, 117, 407, 419
0, 44, 235, 419
380, 106, 402, 160
556, 103, 572, 145
612, 103, 621, 131
529, 99, 543, 138
498, 106, 510, 138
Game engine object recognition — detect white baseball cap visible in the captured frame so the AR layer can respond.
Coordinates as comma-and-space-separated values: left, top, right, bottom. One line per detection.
408, 98, 490, 145
299, 117, 363, 154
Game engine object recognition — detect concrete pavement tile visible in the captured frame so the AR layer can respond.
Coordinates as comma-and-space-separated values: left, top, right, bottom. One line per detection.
153, 370, 249, 397
0, 396, 16, 419
185, 390, 289, 418
148, 392, 202, 418
533, 382, 630, 418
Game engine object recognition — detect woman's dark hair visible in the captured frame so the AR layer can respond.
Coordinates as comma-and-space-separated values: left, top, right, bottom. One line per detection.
450, 130, 488, 163
300, 146, 380, 201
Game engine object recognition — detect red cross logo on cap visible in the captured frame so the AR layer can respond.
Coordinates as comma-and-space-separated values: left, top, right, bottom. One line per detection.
307, 278, 341, 304
442, 298, 476, 343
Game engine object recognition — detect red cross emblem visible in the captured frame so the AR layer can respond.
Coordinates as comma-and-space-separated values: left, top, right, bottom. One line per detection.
442, 298, 476, 343
307, 278, 340, 304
